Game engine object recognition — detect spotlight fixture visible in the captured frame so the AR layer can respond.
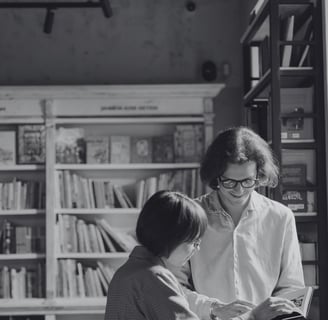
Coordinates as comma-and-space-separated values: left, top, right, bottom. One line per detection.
43, 8, 55, 34
100, 0, 112, 18
186, 1, 196, 12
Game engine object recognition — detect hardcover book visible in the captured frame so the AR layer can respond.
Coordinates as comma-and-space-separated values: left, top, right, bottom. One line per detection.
56, 127, 86, 164
0, 131, 16, 165
281, 15, 295, 67
131, 136, 152, 163
152, 135, 174, 163
281, 164, 307, 186
272, 286, 313, 319
18, 125, 46, 164
174, 125, 200, 162
86, 136, 109, 164
110, 135, 130, 164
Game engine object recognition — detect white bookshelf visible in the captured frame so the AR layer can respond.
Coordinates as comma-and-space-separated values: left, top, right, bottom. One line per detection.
0, 83, 224, 318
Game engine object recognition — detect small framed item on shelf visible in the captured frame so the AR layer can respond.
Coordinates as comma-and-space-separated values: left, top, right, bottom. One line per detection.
18, 125, 46, 164
281, 164, 307, 186
281, 109, 314, 142
56, 127, 86, 164
0, 130, 16, 165
282, 190, 307, 212
86, 136, 110, 164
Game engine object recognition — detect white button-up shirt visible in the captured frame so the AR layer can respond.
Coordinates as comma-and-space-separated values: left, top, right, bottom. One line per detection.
170, 190, 304, 319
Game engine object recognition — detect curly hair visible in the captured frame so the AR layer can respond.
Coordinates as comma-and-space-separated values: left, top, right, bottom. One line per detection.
200, 126, 279, 190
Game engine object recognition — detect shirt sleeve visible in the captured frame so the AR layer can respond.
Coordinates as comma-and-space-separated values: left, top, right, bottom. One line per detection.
141, 269, 201, 320
168, 261, 221, 320
273, 211, 305, 296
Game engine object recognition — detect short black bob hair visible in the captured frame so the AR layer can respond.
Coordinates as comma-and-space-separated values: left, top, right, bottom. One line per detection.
200, 126, 279, 190
136, 190, 208, 258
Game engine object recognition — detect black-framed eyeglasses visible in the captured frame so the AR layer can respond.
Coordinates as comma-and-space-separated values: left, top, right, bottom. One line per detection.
218, 176, 258, 189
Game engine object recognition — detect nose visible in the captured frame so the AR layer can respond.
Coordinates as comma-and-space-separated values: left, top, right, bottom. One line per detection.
234, 182, 244, 192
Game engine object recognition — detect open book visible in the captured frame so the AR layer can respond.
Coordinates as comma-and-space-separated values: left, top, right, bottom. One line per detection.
272, 286, 313, 319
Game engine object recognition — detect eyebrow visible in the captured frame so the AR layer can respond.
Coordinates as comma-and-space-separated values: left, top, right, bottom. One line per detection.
221, 175, 256, 180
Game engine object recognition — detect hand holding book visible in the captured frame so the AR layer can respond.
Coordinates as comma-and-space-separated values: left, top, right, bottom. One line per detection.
271, 287, 313, 320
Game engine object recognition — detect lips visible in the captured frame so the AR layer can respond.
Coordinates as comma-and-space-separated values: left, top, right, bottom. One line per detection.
230, 193, 244, 198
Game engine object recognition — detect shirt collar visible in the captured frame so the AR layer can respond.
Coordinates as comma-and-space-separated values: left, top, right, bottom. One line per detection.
207, 190, 260, 216
129, 245, 165, 267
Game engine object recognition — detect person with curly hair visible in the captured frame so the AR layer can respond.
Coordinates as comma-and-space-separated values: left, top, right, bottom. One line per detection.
170, 126, 303, 320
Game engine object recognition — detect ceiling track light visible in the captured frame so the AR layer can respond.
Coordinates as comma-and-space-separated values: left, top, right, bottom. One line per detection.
100, 0, 112, 18
43, 8, 55, 34
0, 0, 112, 33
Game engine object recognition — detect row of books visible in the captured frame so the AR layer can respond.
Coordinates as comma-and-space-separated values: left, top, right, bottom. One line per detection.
56, 260, 114, 298
280, 13, 313, 68
0, 220, 45, 254
56, 169, 201, 209
56, 171, 132, 209
249, 14, 313, 86
0, 180, 45, 210
56, 124, 204, 164
56, 215, 138, 253
136, 169, 202, 208
0, 125, 46, 165
0, 264, 44, 298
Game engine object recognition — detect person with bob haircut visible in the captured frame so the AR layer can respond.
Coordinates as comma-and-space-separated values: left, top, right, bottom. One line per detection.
104, 190, 208, 320
170, 126, 303, 320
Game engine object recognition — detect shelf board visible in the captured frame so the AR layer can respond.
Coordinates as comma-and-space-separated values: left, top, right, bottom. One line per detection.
295, 214, 318, 223
0, 298, 106, 315
280, 112, 316, 118
56, 252, 129, 259
0, 164, 45, 171
281, 139, 315, 143
0, 209, 45, 216
243, 69, 271, 105
55, 116, 204, 124
0, 118, 44, 125
294, 212, 317, 217
281, 141, 316, 149
302, 260, 318, 265
0, 298, 48, 315
52, 297, 106, 314
244, 67, 315, 105
55, 163, 200, 170
0, 253, 46, 260
282, 185, 317, 191
280, 67, 314, 88
55, 208, 139, 215
240, 0, 269, 44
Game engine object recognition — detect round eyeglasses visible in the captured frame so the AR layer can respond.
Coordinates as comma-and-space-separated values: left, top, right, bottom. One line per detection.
218, 176, 258, 189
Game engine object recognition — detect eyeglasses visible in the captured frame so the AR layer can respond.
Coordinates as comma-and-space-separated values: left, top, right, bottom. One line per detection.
192, 239, 201, 250
218, 176, 258, 189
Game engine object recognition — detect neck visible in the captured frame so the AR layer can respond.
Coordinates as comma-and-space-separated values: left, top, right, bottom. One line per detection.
217, 192, 250, 226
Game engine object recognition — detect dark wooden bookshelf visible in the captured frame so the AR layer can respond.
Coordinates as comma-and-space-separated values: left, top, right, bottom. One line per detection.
241, 1, 327, 319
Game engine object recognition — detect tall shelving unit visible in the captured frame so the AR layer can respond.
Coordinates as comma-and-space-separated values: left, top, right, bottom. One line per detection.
0, 83, 223, 320
241, 1, 327, 319
0, 107, 47, 319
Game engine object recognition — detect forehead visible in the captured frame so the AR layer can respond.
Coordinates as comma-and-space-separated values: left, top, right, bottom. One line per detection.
222, 161, 257, 179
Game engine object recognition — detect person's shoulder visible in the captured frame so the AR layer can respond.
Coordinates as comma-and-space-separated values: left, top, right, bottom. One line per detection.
149, 264, 177, 282
194, 191, 218, 211
253, 191, 294, 219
